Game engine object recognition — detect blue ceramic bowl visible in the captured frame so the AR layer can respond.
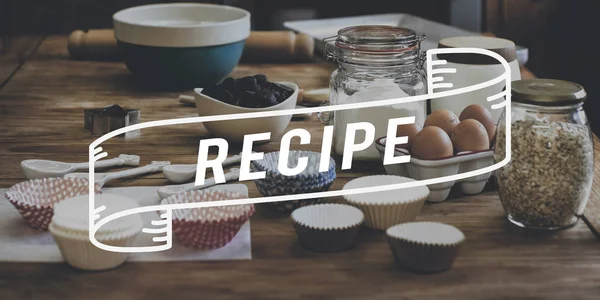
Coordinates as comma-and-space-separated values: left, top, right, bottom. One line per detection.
113, 3, 250, 88
251, 151, 337, 213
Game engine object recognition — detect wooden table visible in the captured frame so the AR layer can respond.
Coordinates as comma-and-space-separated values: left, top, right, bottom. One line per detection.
1, 36, 600, 300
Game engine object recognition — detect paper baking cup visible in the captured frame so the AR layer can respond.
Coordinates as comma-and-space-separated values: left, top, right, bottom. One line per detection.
49, 194, 143, 271
342, 175, 429, 230
252, 150, 336, 213
291, 203, 364, 252
161, 189, 255, 250
49, 223, 139, 271
5, 177, 101, 230
386, 222, 465, 273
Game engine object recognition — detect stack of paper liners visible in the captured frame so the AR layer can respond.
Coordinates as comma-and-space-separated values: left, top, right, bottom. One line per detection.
342, 175, 429, 230
49, 194, 143, 271
386, 222, 465, 273
291, 203, 364, 252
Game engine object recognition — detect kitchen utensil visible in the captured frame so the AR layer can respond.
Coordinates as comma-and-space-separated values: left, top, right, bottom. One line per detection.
157, 168, 240, 199
298, 88, 329, 107
375, 137, 493, 203
84, 104, 140, 136
68, 29, 314, 63
162, 153, 242, 183
21, 154, 140, 180
194, 82, 298, 143
113, 3, 250, 88
241, 31, 313, 62
65, 161, 170, 188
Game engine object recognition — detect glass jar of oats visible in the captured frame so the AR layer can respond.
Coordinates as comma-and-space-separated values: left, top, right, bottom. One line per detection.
495, 79, 594, 230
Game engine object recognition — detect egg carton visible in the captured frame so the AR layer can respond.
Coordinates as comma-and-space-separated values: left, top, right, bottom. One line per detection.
375, 137, 494, 203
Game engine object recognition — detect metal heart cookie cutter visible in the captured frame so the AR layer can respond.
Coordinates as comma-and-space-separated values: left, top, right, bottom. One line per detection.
84, 104, 140, 137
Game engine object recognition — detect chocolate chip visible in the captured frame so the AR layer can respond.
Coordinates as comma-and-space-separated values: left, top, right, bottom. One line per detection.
238, 91, 258, 108
220, 77, 236, 90
254, 74, 268, 84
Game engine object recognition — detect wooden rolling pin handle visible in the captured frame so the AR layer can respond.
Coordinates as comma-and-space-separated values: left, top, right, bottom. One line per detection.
68, 29, 120, 59
241, 31, 314, 62
67, 29, 314, 62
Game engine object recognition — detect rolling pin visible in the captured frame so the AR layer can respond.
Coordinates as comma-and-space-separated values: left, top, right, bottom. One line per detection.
67, 29, 314, 62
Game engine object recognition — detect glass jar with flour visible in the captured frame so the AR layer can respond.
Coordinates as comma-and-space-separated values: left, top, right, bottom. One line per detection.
321, 26, 427, 160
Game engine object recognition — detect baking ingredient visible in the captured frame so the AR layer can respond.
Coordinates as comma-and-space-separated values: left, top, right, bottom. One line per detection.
395, 123, 422, 150
459, 104, 495, 142
411, 126, 453, 160
495, 120, 594, 228
424, 109, 459, 136
332, 79, 425, 160
451, 119, 489, 152
202, 74, 293, 108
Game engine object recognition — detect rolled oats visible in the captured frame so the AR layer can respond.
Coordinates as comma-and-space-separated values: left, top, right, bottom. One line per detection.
495, 120, 594, 228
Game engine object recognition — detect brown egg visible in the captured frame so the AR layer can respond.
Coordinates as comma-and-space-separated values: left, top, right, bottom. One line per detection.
395, 123, 422, 150
459, 104, 495, 142
451, 119, 490, 152
411, 126, 454, 160
424, 109, 459, 136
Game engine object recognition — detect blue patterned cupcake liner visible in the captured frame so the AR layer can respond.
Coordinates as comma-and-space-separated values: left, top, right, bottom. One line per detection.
251, 151, 337, 213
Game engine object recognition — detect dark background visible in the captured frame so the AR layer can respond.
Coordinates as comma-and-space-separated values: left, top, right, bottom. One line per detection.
1, 0, 597, 133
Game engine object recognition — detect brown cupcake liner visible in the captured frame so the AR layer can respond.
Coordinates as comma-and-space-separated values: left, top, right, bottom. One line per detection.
293, 222, 361, 253
386, 237, 462, 273
386, 222, 465, 273
291, 204, 364, 253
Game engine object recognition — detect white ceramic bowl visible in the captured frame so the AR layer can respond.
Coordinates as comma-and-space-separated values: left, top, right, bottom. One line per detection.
114, 3, 250, 48
113, 3, 251, 88
194, 82, 298, 143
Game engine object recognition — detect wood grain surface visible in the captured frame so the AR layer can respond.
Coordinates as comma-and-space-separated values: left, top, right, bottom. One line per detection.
0, 35, 599, 300
0, 36, 43, 89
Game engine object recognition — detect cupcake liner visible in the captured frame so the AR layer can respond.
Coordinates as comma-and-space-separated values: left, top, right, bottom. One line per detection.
343, 176, 429, 230
291, 204, 364, 252
49, 194, 143, 271
49, 223, 138, 271
386, 222, 465, 273
350, 200, 425, 231
251, 151, 337, 213
161, 189, 255, 250
5, 177, 101, 230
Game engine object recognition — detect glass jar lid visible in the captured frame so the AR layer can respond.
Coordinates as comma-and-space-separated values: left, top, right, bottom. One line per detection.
511, 79, 587, 106
325, 25, 425, 66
